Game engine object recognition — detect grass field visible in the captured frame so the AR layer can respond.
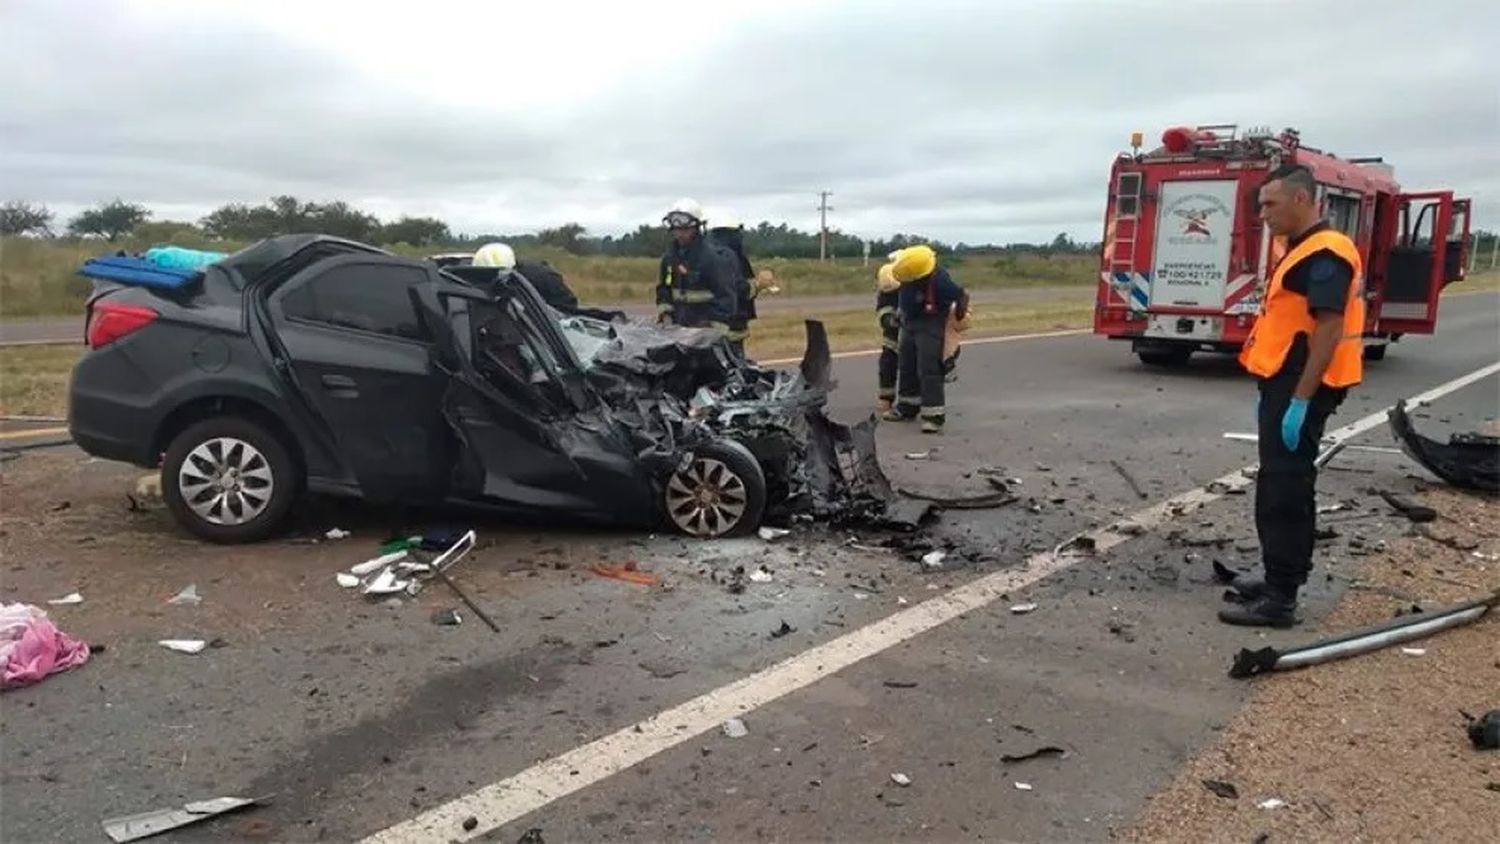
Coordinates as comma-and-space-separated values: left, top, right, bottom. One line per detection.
0, 294, 1095, 418
0, 235, 1097, 320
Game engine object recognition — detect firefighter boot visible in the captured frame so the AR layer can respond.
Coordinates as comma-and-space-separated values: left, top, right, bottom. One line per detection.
920, 414, 945, 435
1217, 588, 1299, 628
1225, 577, 1270, 603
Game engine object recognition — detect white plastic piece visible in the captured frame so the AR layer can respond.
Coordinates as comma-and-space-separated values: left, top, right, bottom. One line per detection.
47, 592, 84, 606
1010, 603, 1038, 615
336, 573, 360, 589
890, 773, 912, 787
167, 584, 201, 606
722, 718, 748, 738
1014, 782, 1033, 791
921, 551, 946, 569
350, 550, 408, 576
758, 527, 791, 541
748, 567, 774, 583
325, 528, 351, 540
158, 640, 207, 654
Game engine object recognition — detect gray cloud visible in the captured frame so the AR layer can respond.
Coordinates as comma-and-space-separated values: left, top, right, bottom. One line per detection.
2, 0, 1496, 244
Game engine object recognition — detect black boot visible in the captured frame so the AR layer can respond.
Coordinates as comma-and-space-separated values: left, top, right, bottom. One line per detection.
1225, 578, 1269, 603
1218, 589, 1299, 628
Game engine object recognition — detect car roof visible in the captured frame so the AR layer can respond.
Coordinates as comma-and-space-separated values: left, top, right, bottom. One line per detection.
218, 234, 388, 286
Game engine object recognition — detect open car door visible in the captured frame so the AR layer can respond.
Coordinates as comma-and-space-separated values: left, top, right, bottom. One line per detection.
1372, 191, 1471, 336
434, 278, 660, 526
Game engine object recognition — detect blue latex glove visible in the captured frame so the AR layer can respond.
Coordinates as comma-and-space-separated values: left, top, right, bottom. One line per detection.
1281, 397, 1309, 452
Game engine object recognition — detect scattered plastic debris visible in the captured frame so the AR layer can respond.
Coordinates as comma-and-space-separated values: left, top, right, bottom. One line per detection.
920, 550, 947, 569
1468, 710, 1500, 750
351, 550, 408, 576
748, 566, 774, 583
769, 620, 795, 639
1009, 603, 1038, 615
102, 796, 260, 843
1378, 491, 1437, 523
1258, 798, 1286, 810
158, 640, 207, 655
1401, 647, 1426, 656
757, 527, 791, 542
325, 528, 351, 540
588, 562, 661, 587
1202, 779, 1239, 800
431, 608, 462, 626
890, 772, 912, 787
46, 592, 83, 606
1014, 782, 1033, 791
362, 569, 410, 596
905, 451, 932, 461
335, 573, 360, 589
722, 718, 748, 738
167, 584, 201, 607
1000, 745, 1065, 763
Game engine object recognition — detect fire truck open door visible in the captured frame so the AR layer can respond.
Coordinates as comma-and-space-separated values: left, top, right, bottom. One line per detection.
1372, 191, 1471, 335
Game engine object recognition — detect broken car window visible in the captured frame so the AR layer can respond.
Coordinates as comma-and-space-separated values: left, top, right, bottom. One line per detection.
282, 263, 430, 342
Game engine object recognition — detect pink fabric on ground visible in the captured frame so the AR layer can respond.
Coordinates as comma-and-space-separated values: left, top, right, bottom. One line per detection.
0, 603, 91, 691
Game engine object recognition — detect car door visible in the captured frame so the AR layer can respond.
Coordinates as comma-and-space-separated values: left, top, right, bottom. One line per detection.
438, 281, 658, 524
1372, 191, 1471, 336
269, 255, 452, 501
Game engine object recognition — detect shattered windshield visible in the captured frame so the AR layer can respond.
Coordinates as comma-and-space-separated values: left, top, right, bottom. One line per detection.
557, 314, 613, 368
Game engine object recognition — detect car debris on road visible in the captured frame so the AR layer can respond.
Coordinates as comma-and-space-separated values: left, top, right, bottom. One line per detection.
1388, 400, 1499, 493
101, 796, 260, 843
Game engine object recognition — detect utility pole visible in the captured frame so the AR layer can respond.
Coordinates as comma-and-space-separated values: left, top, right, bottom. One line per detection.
817, 191, 834, 262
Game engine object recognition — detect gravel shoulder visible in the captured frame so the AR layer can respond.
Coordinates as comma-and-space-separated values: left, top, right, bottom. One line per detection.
1122, 486, 1500, 843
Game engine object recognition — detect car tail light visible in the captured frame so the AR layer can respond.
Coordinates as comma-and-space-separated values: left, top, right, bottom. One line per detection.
87, 302, 158, 348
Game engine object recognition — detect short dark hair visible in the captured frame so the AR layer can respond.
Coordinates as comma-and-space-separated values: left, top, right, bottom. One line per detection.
1263, 163, 1317, 199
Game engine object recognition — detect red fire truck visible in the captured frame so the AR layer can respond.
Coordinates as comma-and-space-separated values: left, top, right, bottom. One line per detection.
1093, 124, 1472, 366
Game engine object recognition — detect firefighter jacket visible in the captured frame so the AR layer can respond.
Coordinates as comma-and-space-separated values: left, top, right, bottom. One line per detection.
708, 228, 758, 339
1239, 227, 1365, 388
655, 234, 738, 330
897, 266, 965, 321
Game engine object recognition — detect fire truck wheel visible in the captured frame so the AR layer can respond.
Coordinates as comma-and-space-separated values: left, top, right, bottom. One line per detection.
1137, 347, 1193, 367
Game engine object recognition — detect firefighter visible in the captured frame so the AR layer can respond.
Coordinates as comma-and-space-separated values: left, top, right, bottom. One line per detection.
885, 245, 969, 434
1220, 163, 1365, 628
707, 210, 757, 357
472, 242, 579, 310
874, 259, 901, 413
655, 199, 738, 334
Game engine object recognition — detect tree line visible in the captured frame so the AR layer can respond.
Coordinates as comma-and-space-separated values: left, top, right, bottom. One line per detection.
0, 196, 1108, 257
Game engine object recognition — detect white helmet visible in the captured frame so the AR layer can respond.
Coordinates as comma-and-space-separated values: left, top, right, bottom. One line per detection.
472, 242, 516, 270
708, 209, 742, 231
663, 198, 705, 228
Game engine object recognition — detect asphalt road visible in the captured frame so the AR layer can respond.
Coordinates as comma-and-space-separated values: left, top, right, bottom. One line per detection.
1, 293, 1495, 842
0, 287, 1086, 346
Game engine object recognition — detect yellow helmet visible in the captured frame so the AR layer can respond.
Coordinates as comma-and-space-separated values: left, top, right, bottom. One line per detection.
472, 242, 516, 270
891, 245, 937, 283
876, 261, 899, 292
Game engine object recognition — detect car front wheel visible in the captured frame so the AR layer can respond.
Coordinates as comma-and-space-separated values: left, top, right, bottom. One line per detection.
161, 416, 298, 544
663, 440, 767, 539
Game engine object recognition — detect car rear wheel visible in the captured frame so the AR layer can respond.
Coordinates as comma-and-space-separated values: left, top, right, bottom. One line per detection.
664, 440, 767, 539
161, 416, 298, 544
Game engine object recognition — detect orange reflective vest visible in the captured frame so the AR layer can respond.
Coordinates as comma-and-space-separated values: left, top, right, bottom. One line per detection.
1239, 228, 1365, 388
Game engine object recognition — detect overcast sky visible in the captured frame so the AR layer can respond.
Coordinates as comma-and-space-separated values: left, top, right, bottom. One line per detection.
3, 0, 1496, 244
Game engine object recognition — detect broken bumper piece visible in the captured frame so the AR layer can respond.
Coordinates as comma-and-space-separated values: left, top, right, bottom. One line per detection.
1388, 399, 1500, 493
1228, 589, 1499, 679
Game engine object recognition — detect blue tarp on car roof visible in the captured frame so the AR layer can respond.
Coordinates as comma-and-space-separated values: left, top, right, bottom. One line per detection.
77, 256, 205, 291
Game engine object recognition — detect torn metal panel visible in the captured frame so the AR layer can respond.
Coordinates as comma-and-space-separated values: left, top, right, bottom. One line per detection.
1229, 589, 1499, 679
1388, 399, 1500, 493
102, 797, 259, 842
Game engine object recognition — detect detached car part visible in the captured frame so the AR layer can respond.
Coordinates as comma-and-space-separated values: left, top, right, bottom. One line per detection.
1388, 399, 1500, 493
1229, 589, 1499, 679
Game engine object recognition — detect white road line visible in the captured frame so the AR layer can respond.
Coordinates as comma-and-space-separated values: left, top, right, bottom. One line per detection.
364, 358, 1500, 844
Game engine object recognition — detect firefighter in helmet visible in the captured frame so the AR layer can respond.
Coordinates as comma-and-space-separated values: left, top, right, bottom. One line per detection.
655, 199, 738, 334
874, 257, 901, 413
706, 210, 758, 357
885, 245, 969, 434
1220, 163, 1365, 628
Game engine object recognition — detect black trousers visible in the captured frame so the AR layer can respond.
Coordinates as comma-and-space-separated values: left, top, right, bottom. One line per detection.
877, 326, 900, 400
896, 314, 946, 419
1255, 365, 1345, 595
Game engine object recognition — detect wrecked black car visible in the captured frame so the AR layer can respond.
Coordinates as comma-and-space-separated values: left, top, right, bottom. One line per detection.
68, 235, 889, 544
